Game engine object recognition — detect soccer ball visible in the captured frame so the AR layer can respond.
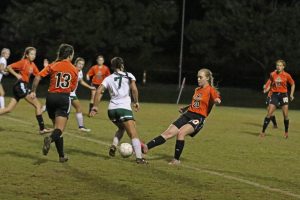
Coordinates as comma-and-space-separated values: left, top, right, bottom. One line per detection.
119, 143, 133, 158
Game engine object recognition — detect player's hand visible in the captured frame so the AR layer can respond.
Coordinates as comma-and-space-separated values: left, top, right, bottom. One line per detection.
16, 74, 22, 80
133, 102, 140, 112
89, 107, 98, 117
43, 59, 49, 67
290, 95, 294, 101
29, 92, 36, 99
214, 98, 221, 104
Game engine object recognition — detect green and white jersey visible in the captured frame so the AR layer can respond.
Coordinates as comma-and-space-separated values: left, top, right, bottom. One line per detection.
0, 57, 8, 82
70, 70, 83, 97
102, 71, 136, 110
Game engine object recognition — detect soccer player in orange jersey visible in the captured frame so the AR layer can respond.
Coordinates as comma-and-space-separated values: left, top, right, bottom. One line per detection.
142, 68, 221, 165
263, 79, 277, 128
0, 47, 51, 134
30, 44, 78, 162
261, 60, 295, 138
86, 55, 110, 112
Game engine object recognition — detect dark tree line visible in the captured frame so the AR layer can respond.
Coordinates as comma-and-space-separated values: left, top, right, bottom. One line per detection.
0, 0, 299, 87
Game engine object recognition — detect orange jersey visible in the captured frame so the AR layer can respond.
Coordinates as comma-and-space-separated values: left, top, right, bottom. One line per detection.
269, 70, 294, 93
39, 60, 78, 93
264, 79, 272, 97
188, 85, 220, 117
87, 65, 110, 85
9, 59, 39, 83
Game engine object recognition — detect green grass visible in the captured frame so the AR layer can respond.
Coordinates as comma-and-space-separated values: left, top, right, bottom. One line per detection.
0, 99, 300, 200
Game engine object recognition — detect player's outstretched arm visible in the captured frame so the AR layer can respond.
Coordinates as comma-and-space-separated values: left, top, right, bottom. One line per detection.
30, 75, 41, 99
79, 79, 96, 90
89, 84, 105, 117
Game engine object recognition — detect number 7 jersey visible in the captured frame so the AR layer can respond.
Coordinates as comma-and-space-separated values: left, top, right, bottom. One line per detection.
101, 71, 136, 110
39, 60, 78, 93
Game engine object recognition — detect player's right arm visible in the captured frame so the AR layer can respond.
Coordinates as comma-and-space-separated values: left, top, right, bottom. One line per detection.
263, 79, 271, 93
30, 65, 50, 99
86, 66, 94, 81
130, 80, 140, 112
89, 84, 106, 117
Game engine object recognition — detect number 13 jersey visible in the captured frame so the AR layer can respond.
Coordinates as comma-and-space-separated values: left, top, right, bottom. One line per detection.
39, 59, 78, 94
102, 71, 136, 110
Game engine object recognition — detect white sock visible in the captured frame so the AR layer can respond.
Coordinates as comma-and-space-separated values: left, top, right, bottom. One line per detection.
112, 137, 119, 146
132, 138, 142, 159
0, 96, 4, 109
76, 112, 84, 127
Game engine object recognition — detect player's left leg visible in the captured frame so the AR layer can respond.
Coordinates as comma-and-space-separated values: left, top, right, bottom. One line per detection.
0, 84, 5, 109
72, 99, 90, 132
109, 122, 125, 157
25, 95, 51, 134
169, 124, 194, 165
282, 105, 289, 139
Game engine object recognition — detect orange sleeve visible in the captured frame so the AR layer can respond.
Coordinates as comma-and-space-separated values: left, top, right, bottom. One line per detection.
32, 63, 40, 76
10, 59, 25, 71
210, 87, 220, 100
87, 66, 95, 77
287, 74, 295, 85
264, 79, 271, 89
38, 65, 51, 77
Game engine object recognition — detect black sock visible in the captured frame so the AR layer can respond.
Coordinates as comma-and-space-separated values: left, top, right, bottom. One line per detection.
174, 140, 185, 160
50, 129, 64, 157
89, 103, 93, 112
270, 115, 277, 126
262, 117, 271, 133
284, 119, 289, 133
55, 137, 64, 157
36, 115, 45, 130
146, 135, 166, 150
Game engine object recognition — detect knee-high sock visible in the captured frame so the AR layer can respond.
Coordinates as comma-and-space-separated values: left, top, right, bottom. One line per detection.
146, 135, 166, 150
262, 117, 271, 133
174, 140, 185, 160
76, 112, 84, 128
0, 96, 5, 109
132, 138, 142, 159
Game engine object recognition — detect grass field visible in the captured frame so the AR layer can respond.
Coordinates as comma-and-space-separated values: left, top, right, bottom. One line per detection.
0, 99, 300, 200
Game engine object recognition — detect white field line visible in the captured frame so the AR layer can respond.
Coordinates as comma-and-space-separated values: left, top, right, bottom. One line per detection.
3, 116, 300, 199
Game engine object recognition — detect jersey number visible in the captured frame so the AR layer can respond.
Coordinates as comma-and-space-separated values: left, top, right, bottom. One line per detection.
193, 101, 200, 108
55, 72, 71, 88
114, 76, 122, 89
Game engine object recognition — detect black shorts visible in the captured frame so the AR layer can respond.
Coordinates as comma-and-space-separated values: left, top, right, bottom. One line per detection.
265, 96, 271, 106
270, 92, 289, 107
46, 93, 71, 120
13, 81, 29, 102
172, 111, 205, 137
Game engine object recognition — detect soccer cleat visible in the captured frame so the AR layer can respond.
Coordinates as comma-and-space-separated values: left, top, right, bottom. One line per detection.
259, 132, 266, 138
109, 145, 117, 157
39, 128, 53, 135
42, 136, 52, 155
136, 158, 148, 164
284, 132, 288, 139
168, 159, 181, 165
79, 127, 91, 132
59, 156, 69, 163
141, 142, 148, 154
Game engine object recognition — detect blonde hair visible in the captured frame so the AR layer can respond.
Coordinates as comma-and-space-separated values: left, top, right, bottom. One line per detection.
22, 47, 36, 59
276, 59, 286, 67
1, 48, 10, 56
199, 68, 215, 87
74, 57, 85, 65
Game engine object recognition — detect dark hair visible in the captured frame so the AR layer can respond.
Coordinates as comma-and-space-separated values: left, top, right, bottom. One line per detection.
74, 57, 85, 65
22, 47, 36, 59
56, 43, 74, 61
111, 57, 124, 70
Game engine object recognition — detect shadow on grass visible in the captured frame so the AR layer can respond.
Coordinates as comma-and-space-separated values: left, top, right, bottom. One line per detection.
2, 151, 50, 165
243, 122, 262, 127
240, 130, 260, 137
67, 147, 110, 160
